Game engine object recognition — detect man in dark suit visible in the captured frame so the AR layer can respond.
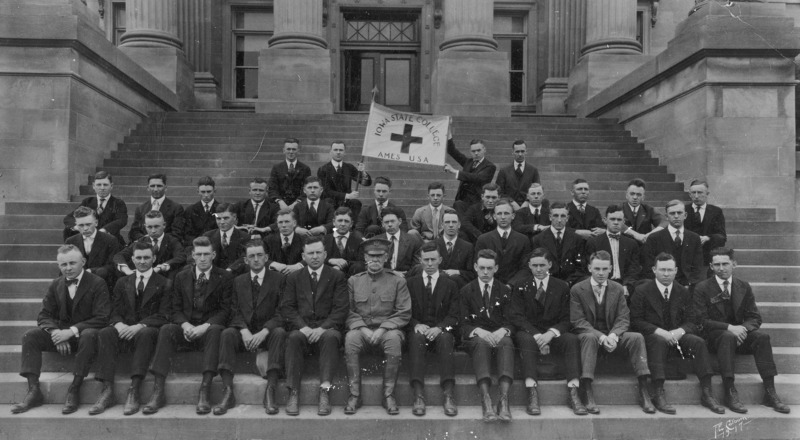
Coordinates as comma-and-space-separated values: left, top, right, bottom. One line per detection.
694, 247, 789, 414
435, 209, 475, 289
496, 140, 540, 210
214, 239, 286, 416
585, 205, 642, 297
644, 200, 705, 288
570, 251, 654, 414
236, 177, 279, 240
265, 208, 305, 274
65, 206, 121, 289
269, 138, 312, 210
354, 176, 408, 237
95, 242, 170, 416
12, 245, 110, 415
317, 141, 372, 219
444, 138, 497, 213
460, 249, 515, 422
409, 182, 451, 241
115, 210, 185, 279
323, 207, 364, 276
511, 183, 551, 239
531, 202, 587, 285
631, 253, 723, 415
294, 176, 334, 236
129, 173, 185, 242
180, 176, 220, 246
62, 170, 128, 245
406, 242, 460, 417
461, 183, 499, 243
621, 178, 665, 244
507, 248, 584, 416
567, 179, 605, 240
381, 207, 423, 275
475, 199, 532, 285
200, 203, 250, 275
685, 179, 727, 266
281, 236, 349, 416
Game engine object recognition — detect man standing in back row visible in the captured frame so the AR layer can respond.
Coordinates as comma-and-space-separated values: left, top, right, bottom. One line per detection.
317, 141, 372, 219
444, 138, 496, 214
269, 138, 312, 211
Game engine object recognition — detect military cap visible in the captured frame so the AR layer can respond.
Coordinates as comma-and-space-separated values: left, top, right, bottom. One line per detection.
359, 237, 392, 254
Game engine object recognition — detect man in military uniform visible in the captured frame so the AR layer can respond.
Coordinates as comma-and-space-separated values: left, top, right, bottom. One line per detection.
344, 238, 411, 415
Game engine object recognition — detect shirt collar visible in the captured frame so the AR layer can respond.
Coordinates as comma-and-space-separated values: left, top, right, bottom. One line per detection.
482, 279, 494, 292
496, 226, 511, 236
84, 230, 97, 240
628, 203, 639, 213
331, 159, 343, 168
308, 265, 323, 277
656, 280, 673, 294
515, 161, 525, 169
150, 196, 165, 205
424, 271, 440, 284
195, 267, 211, 279
336, 231, 350, 239
668, 224, 683, 236
535, 275, 550, 290
286, 159, 296, 167
282, 232, 295, 243
590, 278, 606, 289
550, 225, 564, 235
387, 231, 401, 241
715, 275, 731, 288
67, 269, 85, 284
376, 199, 388, 207
136, 268, 154, 282
251, 268, 266, 282
444, 235, 457, 245
308, 198, 318, 207
573, 200, 584, 208
694, 203, 707, 211
429, 204, 441, 212
528, 204, 542, 214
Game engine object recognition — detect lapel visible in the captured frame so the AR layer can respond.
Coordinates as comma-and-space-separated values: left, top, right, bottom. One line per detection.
488, 282, 503, 318
647, 283, 666, 321
541, 280, 556, 312
57, 278, 69, 319
140, 275, 161, 308
314, 267, 329, 305
603, 284, 619, 325
71, 275, 90, 309
396, 232, 409, 259
730, 278, 744, 318
436, 239, 450, 265
580, 282, 596, 323
201, 269, 221, 302
255, 275, 271, 308
708, 279, 727, 316
238, 275, 254, 320
431, 274, 447, 315
126, 275, 138, 312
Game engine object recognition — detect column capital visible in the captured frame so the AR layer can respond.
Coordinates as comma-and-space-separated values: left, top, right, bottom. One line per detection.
119, 0, 183, 49
439, 0, 498, 52
269, 0, 327, 50
581, 0, 641, 56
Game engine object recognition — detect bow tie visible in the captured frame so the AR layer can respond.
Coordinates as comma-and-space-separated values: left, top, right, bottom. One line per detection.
66, 278, 79, 286
608, 233, 621, 240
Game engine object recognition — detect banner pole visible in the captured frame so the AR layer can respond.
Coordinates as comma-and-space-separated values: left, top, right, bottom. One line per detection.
358, 98, 376, 192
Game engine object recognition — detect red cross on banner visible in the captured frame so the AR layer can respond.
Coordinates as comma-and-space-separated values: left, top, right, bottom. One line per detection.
361, 102, 451, 166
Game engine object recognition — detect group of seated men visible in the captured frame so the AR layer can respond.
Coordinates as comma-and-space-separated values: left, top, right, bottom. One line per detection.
10, 138, 789, 421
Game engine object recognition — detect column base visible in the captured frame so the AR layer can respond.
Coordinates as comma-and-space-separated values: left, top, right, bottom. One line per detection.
537, 78, 569, 115
256, 48, 333, 114
566, 53, 651, 117
120, 46, 194, 110
432, 50, 510, 117
193, 72, 221, 110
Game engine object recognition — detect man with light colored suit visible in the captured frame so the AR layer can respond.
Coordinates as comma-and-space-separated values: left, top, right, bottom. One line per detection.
410, 182, 450, 241
495, 140, 540, 211
129, 173, 184, 242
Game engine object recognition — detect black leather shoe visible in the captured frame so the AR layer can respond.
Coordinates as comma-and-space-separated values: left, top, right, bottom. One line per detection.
442, 393, 458, 417
212, 386, 236, 416
383, 395, 399, 415
568, 387, 588, 416
344, 395, 362, 415
317, 388, 331, 416
701, 387, 725, 414
582, 382, 600, 414
88, 382, 116, 415
639, 383, 656, 414
652, 386, 676, 415
725, 386, 748, 414
412, 394, 426, 416
62, 385, 80, 415
285, 388, 300, 416
142, 382, 166, 415
496, 394, 512, 422
123, 386, 141, 416
481, 394, 497, 423
264, 385, 278, 415
526, 387, 541, 416
11, 385, 44, 414
196, 385, 211, 415
763, 386, 791, 414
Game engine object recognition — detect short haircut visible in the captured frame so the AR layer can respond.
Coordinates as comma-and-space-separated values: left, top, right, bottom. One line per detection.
375, 176, 392, 187
380, 206, 402, 221
58, 244, 82, 256
512, 139, 526, 147
276, 207, 296, 220
527, 247, 553, 264
251, 177, 268, 186
94, 170, 112, 183
284, 138, 300, 146
334, 206, 354, 220
710, 247, 735, 260
132, 241, 155, 254
654, 252, 675, 264
690, 179, 709, 189
665, 199, 683, 211
475, 248, 498, 264
72, 206, 96, 219
215, 202, 236, 214
550, 201, 567, 211
627, 178, 646, 189
427, 182, 445, 193
572, 178, 588, 187
481, 182, 500, 194
304, 176, 321, 186
197, 176, 215, 187
588, 250, 612, 264
605, 204, 623, 216
192, 236, 212, 249
245, 239, 266, 252
303, 235, 324, 249
144, 210, 164, 220
469, 139, 486, 147
330, 140, 346, 148
148, 173, 167, 185
442, 208, 460, 222
528, 182, 543, 191
419, 241, 440, 255
494, 199, 512, 211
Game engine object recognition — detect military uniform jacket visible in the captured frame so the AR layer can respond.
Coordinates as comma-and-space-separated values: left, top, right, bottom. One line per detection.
346, 270, 411, 331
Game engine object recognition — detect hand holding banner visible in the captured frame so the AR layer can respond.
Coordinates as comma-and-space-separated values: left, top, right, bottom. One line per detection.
361, 102, 451, 167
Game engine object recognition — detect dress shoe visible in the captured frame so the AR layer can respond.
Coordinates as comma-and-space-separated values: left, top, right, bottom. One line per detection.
496, 394, 512, 422
639, 383, 656, 414
285, 388, 300, 416
725, 386, 748, 414
442, 392, 458, 417
196, 385, 211, 415
481, 393, 497, 423
88, 382, 116, 415
62, 385, 80, 415
212, 386, 236, 416
412, 394, 426, 416
142, 380, 166, 415
700, 387, 725, 414
582, 382, 600, 414
567, 387, 588, 416
123, 386, 141, 416
11, 385, 44, 414
317, 388, 331, 416
526, 387, 541, 416
763, 386, 791, 414
652, 386, 676, 415
344, 395, 362, 415
383, 395, 399, 415
263, 384, 279, 415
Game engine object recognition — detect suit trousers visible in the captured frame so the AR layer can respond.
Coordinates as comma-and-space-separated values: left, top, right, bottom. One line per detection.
577, 331, 650, 380
285, 329, 341, 389
515, 331, 580, 382
463, 335, 515, 384
20, 328, 99, 378
706, 329, 777, 379
218, 327, 286, 377
344, 328, 404, 357
149, 323, 224, 377
407, 330, 455, 386
644, 333, 713, 381
96, 326, 160, 381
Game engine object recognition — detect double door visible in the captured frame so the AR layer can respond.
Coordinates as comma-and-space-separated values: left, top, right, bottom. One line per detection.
342, 51, 419, 112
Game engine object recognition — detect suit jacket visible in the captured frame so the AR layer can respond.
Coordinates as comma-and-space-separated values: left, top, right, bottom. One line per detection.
109, 272, 170, 327
507, 275, 571, 336
294, 198, 335, 233
265, 233, 304, 265
684, 203, 727, 264
567, 203, 604, 231
323, 231, 364, 270
180, 200, 220, 246
622, 203, 663, 235
268, 160, 312, 205
460, 279, 514, 337
228, 270, 285, 332
531, 227, 587, 284
447, 139, 496, 205
496, 163, 540, 206
511, 201, 551, 239
462, 202, 496, 243
585, 234, 641, 290
694, 276, 761, 335
317, 161, 372, 206
406, 272, 460, 330
38, 271, 110, 332
129, 197, 185, 242
113, 233, 186, 274
237, 198, 279, 238
386, 231, 423, 272
281, 266, 349, 331
170, 266, 232, 326
65, 231, 121, 282
644, 228, 705, 286
410, 204, 451, 239
355, 200, 408, 235
570, 279, 629, 338
474, 229, 532, 284
63, 195, 128, 244
630, 280, 697, 336
436, 237, 476, 283
201, 228, 249, 275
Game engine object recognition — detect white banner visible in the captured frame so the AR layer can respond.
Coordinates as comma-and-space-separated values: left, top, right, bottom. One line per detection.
361, 102, 450, 167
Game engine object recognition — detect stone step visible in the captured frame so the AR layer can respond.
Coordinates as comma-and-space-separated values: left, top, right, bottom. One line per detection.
734, 250, 800, 266
727, 222, 800, 235
759, 303, 800, 323
0, 299, 39, 320
761, 324, 800, 347
729, 235, 799, 250
0, 244, 60, 261
0, 280, 51, 297
129, 126, 631, 137
0, 229, 63, 244
0, 216, 63, 229
736, 266, 800, 283
122, 134, 641, 144
120, 140, 645, 151
752, 283, 800, 302
0, 262, 58, 279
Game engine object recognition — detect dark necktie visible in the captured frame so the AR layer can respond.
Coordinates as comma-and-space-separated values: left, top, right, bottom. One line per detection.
535, 281, 546, 305
608, 233, 621, 240
151, 237, 159, 256
693, 205, 702, 225
483, 283, 491, 316
222, 233, 228, 248
390, 235, 397, 269
674, 231, 682, 248
471, 161, 478, 171
578, 204, 585, 214
253, 201, 261, 220
501, 230, 509, 247
283, 235, 290, 250
721, 280, 731, 300
533, 208, 540, 224
97, 198, 106, 215
310, 271, 318, 295
309, 201, 317, 219
515, 164, 523, 178
336, 164, 342, 174
663, 287, 672, 328
446, 240, 453, 255
194, 272, 207, 305
137, 275, 145, 296
252, 275, 260, 309
556, 230, 563, 256
337, 235, 346, 255
378, 202, 385, 218
425, 275, 433, 299
204, 203, 210, 213
288, 162, 295, 173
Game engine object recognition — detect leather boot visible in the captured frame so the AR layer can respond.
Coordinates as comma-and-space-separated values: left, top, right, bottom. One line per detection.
196, 383, 212, 415
264, 383, 278, 415
142, 376, 166, 415
652, 385, 676, 415
123, 385, 141, 416
442, 381, 458, 417
763, 385, 791, 414
526, 386, 541, 416
285, 387, 300, 416
344, 354, 362, 415
412, 392, 426, 416
496, 394, 512, 422
639, 378, 656, 414
213, 386, 236, 416
567, 387, 588, 416
481, 392, 497, 423
725, 385, 748, 414
89, 381, 116, 415
11, 384, 44, 414
382, 355, 401, 415
581, 380, 599, 414
318, 387, 331, 416
700, 386, 725, 414
62, 384, 81, 415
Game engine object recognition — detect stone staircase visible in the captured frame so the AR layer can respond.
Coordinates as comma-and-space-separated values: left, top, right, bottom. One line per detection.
0, 112, 797, 439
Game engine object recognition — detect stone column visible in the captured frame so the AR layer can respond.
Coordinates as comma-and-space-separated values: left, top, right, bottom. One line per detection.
177, 0, 222, 109
119, 0, 193, 108
538, 0, 586, 114
433, 0, 510, 117
257, 0, 332, 114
